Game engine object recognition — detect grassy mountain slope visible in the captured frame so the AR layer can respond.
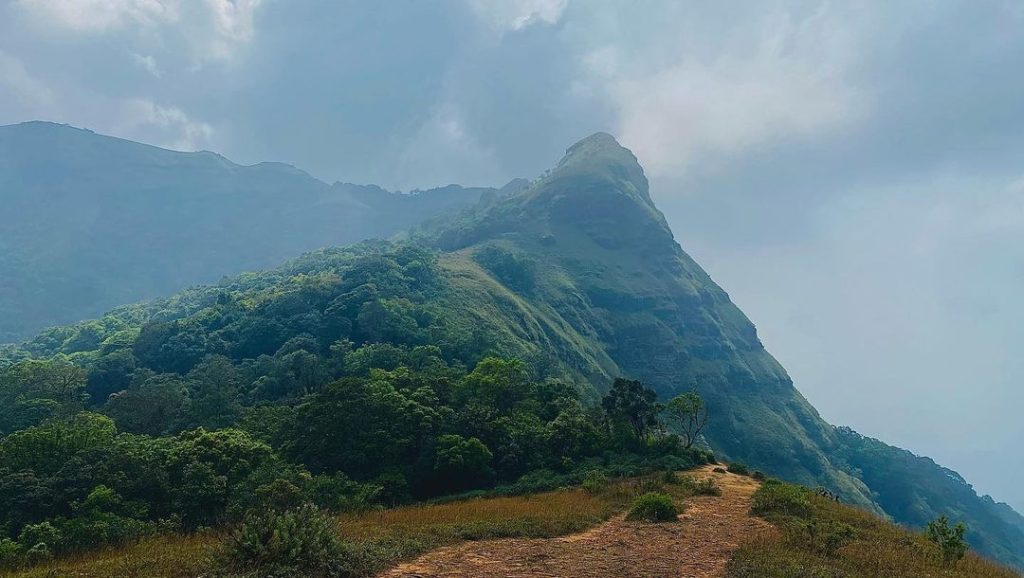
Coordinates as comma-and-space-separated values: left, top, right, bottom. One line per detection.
730, 477, 1019, 577
0, 121, 493, 342
417, 133, 873, 500
2, 132, 1022, 568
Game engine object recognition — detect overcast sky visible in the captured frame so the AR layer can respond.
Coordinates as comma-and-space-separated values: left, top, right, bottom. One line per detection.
2, 0, 1022, 511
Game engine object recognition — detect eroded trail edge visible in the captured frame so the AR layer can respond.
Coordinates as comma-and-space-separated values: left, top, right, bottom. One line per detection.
379, 465, 768, 578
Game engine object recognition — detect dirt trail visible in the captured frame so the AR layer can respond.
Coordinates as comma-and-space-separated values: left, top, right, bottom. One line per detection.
379, 465, 768, 578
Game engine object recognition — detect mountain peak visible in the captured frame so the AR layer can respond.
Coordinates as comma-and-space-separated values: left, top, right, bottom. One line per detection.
564, 131, 622, 154
558, 132, 637, 171
418, 131, 672, 252
549, 132, 654, 209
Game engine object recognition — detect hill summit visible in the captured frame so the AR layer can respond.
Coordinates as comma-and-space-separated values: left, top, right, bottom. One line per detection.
551, 131, 655, 206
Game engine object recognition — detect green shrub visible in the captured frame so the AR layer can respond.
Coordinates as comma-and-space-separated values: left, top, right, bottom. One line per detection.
227, 503, 358, 576
24, 542, 51, 565
55, 512, 158, 552
626, 492, 679, 522
582, 469, 608, 494
304, 472, 383, 511
752, 470, 767, 481
678, 475, 722, 496
926, 516, 968, 565
255, 478, 304, 511
800, 519, 857, 556
727, 463, 750, 476
0, 538, 23, 568
750, 480, 813, 519
17, 521, 61, 551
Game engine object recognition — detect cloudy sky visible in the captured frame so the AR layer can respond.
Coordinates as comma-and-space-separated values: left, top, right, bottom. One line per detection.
2, 0, 1022, 510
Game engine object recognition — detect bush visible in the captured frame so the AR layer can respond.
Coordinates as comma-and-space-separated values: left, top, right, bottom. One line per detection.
752, 470, 767, 481
0, 538, 23, 568
55, 512, 159, 552
305, 472, 383, 511
926, 516, 968, 565
750, 480, 813, 519
713, 467, 727, 474
800, 519, 856, 556
255, 479, 304, 511
626, 492, 679, 522
678, 475, 722, 496
227, 504, 357, 576
727, 463, 750, 476
582, 470, 608, 494
18, 521, 61, 551
25, 543, 52, 565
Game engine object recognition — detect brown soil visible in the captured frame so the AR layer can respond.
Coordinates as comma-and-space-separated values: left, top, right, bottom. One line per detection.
378, 465, 768, 578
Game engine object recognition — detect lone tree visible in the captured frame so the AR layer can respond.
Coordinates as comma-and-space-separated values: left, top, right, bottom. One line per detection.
664, 391, 708, 449
927, 516, 968, 565
602, 378, 660, 440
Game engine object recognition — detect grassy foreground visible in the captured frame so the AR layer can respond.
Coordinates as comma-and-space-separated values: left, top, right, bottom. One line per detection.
8, 474, 682, 577
727, 479, 1020, 578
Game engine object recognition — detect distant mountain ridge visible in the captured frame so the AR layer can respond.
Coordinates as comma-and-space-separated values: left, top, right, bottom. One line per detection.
0, 121, 496, 342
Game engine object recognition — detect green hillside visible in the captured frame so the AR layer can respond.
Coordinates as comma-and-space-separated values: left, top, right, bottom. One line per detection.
0, 121, 494, 343
1, 133, 1021, 570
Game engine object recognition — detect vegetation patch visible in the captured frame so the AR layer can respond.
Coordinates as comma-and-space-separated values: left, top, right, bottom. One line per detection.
8, 475, 646, 577
582, 469, 609, 494
226, 504, 359, 577
927, 515, 968, 566
726, 463, 750, 476
727, 480, 1018, 578
750, 479, 813, 519
677, 475, 722, 497
626, 492, 679, 523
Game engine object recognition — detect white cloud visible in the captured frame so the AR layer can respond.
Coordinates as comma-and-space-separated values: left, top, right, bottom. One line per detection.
131, 52, 162, 78
190, 0, 262, 61
117, 98, 213, 150
465, 0, 568, 32
0, 51, 58, 121
393, 104, 502, 190
15, 0, 178, 33
582, 5, 868, 178
15, 0, 261, 64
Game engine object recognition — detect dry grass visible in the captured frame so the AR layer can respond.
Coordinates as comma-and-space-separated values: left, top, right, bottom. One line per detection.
338, 486, 625, 575
6, 532, 219, 578
728, 481, 1021, 578
4, 478, 638, 578
343, 487, 617, 540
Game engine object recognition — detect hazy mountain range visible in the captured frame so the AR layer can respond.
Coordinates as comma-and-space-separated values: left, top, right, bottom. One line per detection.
0, 121, 504, 343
